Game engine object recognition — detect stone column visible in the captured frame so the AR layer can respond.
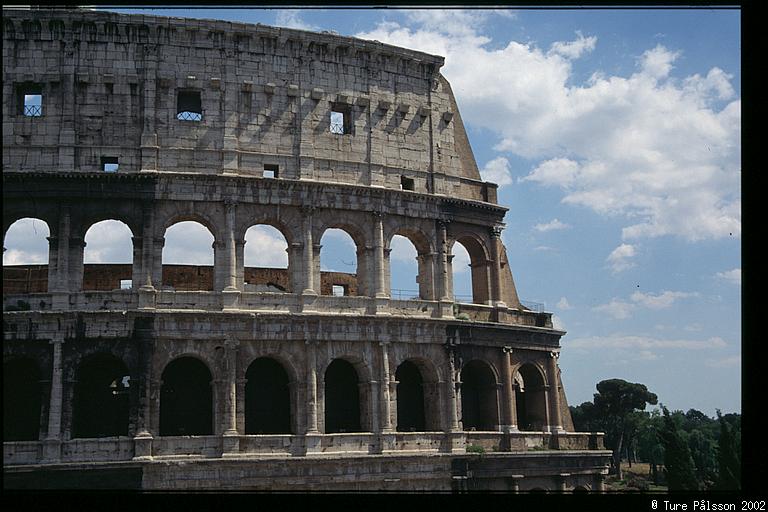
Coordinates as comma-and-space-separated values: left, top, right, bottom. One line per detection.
500, 346, 518, 432
51, 209, 71, 309
436, 220, 451, 301
445, 347, 460, 432
489, 226, 507, 308
42, 336, 64, 462
379, 342, 393, 432
557, 473, 570, 492
133, 317, 154, 460
221, 201, 241, 309
305, 340, 319, 434
548, 351, 564, 433
140, 45, 159, 172
46, 235, 59, 293
417, 252, 436, 300
593, 473, 606, 493
373, 212, 388, 298
67, 236, 86, 292
301, 207, 316, 296
152, 236, 165, 289
222, 337, 240, 455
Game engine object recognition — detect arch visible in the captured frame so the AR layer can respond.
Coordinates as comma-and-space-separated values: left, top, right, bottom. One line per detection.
3, 218, 51, 294
159, 356, 213, 436
514, 363, 548, 431
243, 224, 291, 293
450, 233, 491, 305
573, 485, 591, 493
324, 358, 362, 433
72, 353, 131, 438
460, 360, 499, 431
3, 357, 42, 441
82, 219, 135, 290
388, 234, 420, 300
245, 357, 292, 434
161, 220, 215, 291
395, 360, 425, 432
319, 228, 359, 297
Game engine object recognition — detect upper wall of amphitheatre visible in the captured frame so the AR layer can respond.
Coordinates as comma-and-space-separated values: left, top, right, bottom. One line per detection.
2, 8, 498, 204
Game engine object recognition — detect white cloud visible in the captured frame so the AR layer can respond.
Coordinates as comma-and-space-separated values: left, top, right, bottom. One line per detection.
274, 9, 318, 31
534, 218, 570, 232
84, 220, 134, 264
451, 241, 471, 274
556, 297, 573, 310
715, 268, 741, 285
570, 334, 728, 351
244, 225, 288, 268
606, 243, 636, 274
629, 290, 698, 310
593, 298, 635, 319
480, 156, 513, 187
594, 288, 698, 319
163, 221, 215, 266
3, 218, 50, 265
705, 355, 741, 368
548, 31, 597, 59
390, 235, 418, 263
552, 314, 566, 331
357, 17, 740, 242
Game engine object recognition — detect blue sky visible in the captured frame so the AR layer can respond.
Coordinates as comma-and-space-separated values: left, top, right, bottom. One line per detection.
4, 7, 741, 416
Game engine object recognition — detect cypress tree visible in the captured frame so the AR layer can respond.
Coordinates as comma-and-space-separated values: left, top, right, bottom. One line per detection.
658, 406, 699, 490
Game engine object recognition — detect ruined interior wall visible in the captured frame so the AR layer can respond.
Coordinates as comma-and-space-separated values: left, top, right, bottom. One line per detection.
498, 245, 521, 309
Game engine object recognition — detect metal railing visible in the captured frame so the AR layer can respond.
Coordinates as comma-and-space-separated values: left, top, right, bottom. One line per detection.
390, 288, 419, 300
23, 105, 42, 117
177, 110, 202, 121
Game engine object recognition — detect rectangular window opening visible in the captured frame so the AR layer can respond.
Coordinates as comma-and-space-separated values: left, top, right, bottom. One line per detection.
263, 164, 279, 179
119, 279, 132, 290
400, 176, 415, 191
18, 84, 43, 117
102, 156, 119, 173
332, 284, 347, 297
177, 89, 202, 121
330, 103, 351, 135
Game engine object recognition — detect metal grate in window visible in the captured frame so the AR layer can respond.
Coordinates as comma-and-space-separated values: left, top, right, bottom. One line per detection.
177, 111, 202, 121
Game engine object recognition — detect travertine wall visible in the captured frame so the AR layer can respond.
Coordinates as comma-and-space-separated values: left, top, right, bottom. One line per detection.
3, 8, 489, 199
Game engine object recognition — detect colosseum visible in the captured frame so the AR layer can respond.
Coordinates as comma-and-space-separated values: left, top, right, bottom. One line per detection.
3, 8, 611, 491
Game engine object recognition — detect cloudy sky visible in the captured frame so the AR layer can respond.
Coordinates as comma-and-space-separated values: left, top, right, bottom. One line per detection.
4, 7, 740, 416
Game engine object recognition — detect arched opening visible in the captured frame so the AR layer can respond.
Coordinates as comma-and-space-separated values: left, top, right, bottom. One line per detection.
243, 224, 290, 293
460, 360, 499, 431
573, 485, 590, 493
162, 221, 215, 291
395, 360, 425, 432
451, 236, 490, 305
72, 354, 130, 438
3, 358, 42, 441
3, 217, 50, 293
319, 228, 358, 297
83, 219, 134, 290
515, 363, 547, 431
245, 357, 292, 434
388, 235, 419, 300
324, 359, 361, 433
160, 357, 213, 436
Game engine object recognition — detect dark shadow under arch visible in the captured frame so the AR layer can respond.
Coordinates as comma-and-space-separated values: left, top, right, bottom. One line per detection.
515, 363, 547, 431
395, 360, 425, 432
4, 358, 42, 441
324, 359, 361, 433
73, 353, 130, 438
160, 357, 213, 436
245, 357, 292, 434
460, 360, 499, 431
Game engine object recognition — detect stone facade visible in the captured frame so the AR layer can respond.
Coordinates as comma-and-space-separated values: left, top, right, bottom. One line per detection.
3, 8, 610, 491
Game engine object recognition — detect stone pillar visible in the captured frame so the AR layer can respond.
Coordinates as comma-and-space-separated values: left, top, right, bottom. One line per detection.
152, 236, 165, 289
51, 209, 71, 309
221, 201, 241, 309
593, 473, 606, 493
373, 212, 388, 298
140, 45, 159, 173
301, 207, 316, 296
379, 342, 393, 432
508, 475, 524, 493
67, 236, 86, 292
500, 346, 518, 432
133, 317, 154, 460
367, 380, 380, 434
557, 473, 570, 493
130, 236, 143, 289
437, 220, 450, 301
42, 336, 64, 462
222, 337, 240, 455
305, 340, 319, 434
46, 235, 59, 293
417, 252, 436, 300
548, 351, 564, 433
489, 226, 507, 308
445, 347, 460, 432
